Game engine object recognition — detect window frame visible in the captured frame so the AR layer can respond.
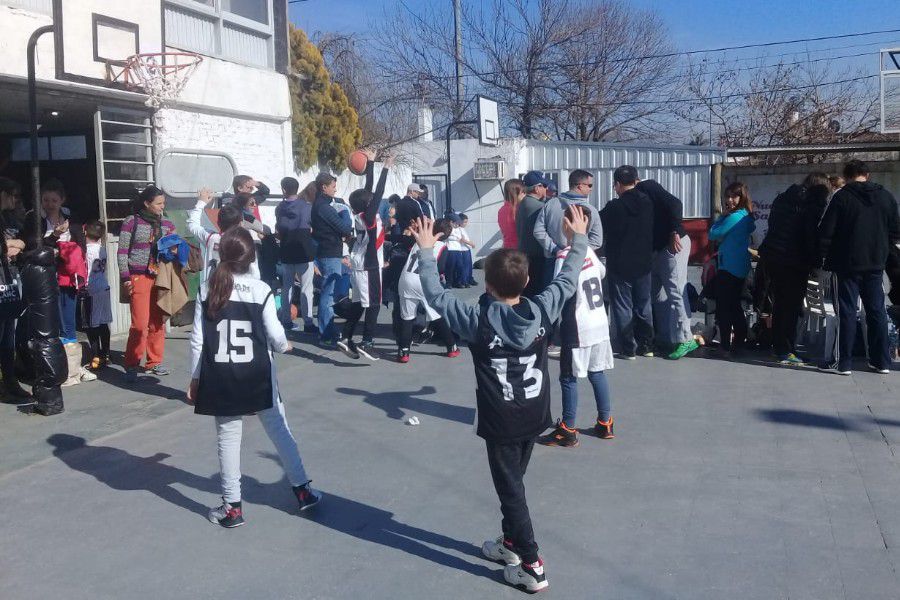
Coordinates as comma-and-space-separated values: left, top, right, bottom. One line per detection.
164, 0, 275, 70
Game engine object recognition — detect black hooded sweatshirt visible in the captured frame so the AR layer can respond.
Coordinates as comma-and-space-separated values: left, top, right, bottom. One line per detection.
759, 183, 828, 270
819, 180, 900, 274
599, 187, 654, 278
636, 179, 686, 252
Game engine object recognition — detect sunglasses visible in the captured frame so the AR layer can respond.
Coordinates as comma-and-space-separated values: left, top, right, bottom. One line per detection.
580, 183, 594, 188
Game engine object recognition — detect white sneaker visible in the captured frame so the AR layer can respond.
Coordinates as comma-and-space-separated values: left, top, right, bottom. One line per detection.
79, 368, 97, 382
481, 537, 521, 566
504, 559, 549, 593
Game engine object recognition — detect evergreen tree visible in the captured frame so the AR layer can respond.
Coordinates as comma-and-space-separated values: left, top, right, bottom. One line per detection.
288, 26, 361, 171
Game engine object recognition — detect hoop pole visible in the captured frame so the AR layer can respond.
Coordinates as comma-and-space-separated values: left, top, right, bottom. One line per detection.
28, 24, 54, 250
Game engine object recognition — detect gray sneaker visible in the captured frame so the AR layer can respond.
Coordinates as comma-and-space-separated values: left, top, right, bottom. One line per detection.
146, 365, 170, 376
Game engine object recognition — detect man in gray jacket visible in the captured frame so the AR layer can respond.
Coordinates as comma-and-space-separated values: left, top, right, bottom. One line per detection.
534, 169, 603, 259
517, 171, 551, 297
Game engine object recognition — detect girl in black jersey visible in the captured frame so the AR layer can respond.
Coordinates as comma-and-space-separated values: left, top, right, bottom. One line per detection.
187, 228, 320, 528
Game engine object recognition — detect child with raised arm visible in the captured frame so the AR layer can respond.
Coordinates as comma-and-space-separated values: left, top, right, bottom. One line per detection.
187, 227, 319, 528
410, 206, 590, 594
337, 149, 392, 361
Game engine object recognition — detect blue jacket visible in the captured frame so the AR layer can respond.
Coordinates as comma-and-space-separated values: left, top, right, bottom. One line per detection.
156, 233, 190, 267
311, 192, 353, 258
275, 197, 314, 263
709, 209, 755, 278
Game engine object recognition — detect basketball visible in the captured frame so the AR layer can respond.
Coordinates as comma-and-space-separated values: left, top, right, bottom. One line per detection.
348, 150, 368, 176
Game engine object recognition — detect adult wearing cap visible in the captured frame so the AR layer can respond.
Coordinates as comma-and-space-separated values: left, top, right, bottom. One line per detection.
600, 165, 655, 359
517, 171, 550, 297
416, 184, 436, 220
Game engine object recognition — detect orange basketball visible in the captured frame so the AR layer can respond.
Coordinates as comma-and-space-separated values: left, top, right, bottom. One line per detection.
348, 150, 368, 175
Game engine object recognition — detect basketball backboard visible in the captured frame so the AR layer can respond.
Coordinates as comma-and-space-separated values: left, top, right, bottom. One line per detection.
477, 96, 500, 146
156, 149, 237, 199
880, 48, 900, 134
55, 0, 162, 84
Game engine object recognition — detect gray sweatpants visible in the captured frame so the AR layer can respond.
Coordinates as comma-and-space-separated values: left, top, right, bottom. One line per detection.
215, 397, 310, 503
280, 262, 314, 324
651, 234, 692, 346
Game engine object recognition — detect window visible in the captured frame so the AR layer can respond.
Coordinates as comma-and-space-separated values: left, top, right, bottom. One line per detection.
164, 0, 274, 69
222, 0, 267, 24
9, 135, 87, 162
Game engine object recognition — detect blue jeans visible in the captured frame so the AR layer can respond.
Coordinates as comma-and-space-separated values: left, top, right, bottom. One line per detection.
837, 271, 890, 371
560, 366, 611, 426
317, 257, 343, 341
608, 272, 654, 355
58, 286, 77, 342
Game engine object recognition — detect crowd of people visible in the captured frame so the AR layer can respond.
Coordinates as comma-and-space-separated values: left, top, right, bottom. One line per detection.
1, 153, 898, 593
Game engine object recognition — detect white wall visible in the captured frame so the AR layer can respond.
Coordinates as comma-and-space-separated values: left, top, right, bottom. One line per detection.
0, 5, 55, 79
173, 52, 291, 120
155, 107, 293, 195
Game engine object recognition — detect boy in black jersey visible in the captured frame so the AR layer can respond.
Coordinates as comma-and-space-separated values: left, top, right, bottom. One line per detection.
410, 207, 590, 594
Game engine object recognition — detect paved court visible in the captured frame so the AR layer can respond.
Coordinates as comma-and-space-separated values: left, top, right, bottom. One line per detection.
1, 289, 899, 599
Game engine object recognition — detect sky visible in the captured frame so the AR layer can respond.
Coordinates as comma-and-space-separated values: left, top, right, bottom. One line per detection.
289, 0, 900, 74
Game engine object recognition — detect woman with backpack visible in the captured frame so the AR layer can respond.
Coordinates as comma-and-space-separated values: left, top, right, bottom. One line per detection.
118, 185, 176, 383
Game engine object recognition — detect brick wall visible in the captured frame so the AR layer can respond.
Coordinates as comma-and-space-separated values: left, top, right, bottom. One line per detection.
155, 108, 292, 188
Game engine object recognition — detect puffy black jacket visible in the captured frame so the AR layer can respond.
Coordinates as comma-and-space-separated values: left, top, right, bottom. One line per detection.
819, 181, 900, 274
759, 183, 828, 269
599, 187, 654, 278
311, 192, 352, 259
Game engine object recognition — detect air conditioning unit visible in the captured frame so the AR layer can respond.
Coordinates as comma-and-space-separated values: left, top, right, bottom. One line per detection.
473, 158, 506, 181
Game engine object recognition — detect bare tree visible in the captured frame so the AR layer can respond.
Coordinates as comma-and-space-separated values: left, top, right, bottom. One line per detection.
681, 56, 880, 163
316, 31, 421, 147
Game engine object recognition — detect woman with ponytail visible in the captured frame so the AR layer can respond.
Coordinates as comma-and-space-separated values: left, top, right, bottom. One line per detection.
187, 227, 320, 528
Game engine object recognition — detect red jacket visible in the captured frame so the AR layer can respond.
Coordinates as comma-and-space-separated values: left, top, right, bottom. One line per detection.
57, 240, 87, 289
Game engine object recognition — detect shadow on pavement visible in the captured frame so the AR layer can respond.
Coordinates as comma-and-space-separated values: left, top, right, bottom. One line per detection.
336, 385, 475, 425
754, 409, 862, 432
94, 351, 189, 401
48, 434, 216, 517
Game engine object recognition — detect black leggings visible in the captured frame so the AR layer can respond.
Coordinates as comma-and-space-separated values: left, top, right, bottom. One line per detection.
715, 271, 747, 351
86, 324, 111, 360
341, 303, 381, 342
398, 317, 455, 352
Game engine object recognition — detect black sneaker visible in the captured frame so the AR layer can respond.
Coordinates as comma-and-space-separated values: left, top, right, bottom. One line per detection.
208, 500, 245, 528
537, 420, 578, 447
357, 340, 380, 361
293, 483, 322, 511
145, 365, 170, 376
504, 558, 549, 593
413, 327, 434, 347
336, 338, 360, 360
594, 417, 615, 439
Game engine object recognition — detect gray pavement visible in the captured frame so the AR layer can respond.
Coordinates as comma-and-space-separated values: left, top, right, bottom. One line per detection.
1, 286, 900, 599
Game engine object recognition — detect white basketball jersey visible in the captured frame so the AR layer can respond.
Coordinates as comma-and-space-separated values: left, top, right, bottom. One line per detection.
555, 246, 609, 347
399, 241, 446, 297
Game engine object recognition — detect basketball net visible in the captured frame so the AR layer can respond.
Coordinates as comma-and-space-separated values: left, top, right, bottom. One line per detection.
111, 52, 203, 110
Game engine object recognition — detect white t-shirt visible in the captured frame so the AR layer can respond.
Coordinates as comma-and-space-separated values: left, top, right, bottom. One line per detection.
85, 242, 109, 294
188, 200, 260, 282
446, 228, 463, 252
554, 246, 609, 347
399, 241, 446, 298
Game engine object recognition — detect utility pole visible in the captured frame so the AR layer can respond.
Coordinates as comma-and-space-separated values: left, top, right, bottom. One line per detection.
452, 0, 464, 134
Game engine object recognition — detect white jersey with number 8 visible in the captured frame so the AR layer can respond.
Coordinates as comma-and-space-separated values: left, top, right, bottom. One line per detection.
554, 246, 609, 348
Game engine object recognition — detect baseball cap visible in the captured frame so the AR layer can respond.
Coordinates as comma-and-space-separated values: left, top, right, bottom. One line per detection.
407, 183, 421, 194
522, 170, 551, 189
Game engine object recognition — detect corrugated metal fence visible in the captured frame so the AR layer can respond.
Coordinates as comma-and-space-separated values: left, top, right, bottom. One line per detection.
527, 142, 725, 218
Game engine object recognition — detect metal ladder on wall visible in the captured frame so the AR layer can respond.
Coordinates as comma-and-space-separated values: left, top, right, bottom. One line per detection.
93, 107, 154, 334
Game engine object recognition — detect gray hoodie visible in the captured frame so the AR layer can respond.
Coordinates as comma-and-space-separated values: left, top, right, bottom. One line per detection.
533, 192, 603, 257
418, 232, 589, 441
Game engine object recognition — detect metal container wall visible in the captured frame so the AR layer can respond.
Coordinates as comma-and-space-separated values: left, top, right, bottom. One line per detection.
527, 141, 725, 218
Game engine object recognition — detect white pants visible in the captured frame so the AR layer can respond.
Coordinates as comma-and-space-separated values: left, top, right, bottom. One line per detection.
281, 262, 314, 323
215, 398, 309, 503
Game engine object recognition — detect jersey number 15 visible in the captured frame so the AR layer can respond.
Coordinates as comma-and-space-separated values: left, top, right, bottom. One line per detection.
213, 320, 254, 363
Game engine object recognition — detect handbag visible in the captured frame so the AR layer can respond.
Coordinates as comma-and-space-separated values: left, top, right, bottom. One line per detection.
0, 258, 24, 320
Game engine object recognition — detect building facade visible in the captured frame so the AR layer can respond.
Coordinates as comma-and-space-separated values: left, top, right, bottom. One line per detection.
0, 0, 293, 333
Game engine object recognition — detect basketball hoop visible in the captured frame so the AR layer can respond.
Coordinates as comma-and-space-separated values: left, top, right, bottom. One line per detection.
107, 52, 203, 109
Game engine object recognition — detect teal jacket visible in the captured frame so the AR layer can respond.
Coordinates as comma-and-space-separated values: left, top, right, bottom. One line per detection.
709, 209, 755, 278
